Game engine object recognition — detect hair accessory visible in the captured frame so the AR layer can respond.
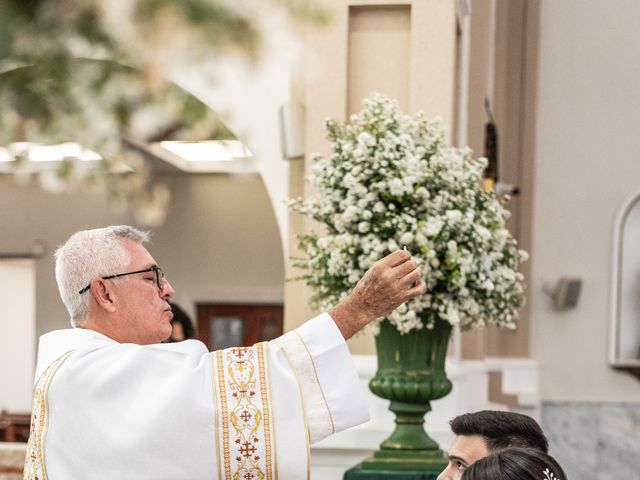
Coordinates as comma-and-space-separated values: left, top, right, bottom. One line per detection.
542, 468, 559, 480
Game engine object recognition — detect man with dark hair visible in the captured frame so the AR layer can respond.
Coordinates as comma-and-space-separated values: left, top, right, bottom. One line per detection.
437, 410, 549, 480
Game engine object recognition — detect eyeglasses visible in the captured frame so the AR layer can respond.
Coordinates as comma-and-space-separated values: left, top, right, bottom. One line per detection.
78, 266, 165, 295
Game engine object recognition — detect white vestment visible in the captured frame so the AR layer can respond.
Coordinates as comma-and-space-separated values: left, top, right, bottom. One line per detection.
24, 313, 369, 479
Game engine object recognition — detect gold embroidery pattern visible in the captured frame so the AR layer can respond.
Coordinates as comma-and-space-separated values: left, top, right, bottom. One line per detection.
262, 345, 278, 480
256, 343, 273, 480
213, 345, 273, 480
23, 352, 72, 480
215, 350, 232, 479
211, 352, 224, 480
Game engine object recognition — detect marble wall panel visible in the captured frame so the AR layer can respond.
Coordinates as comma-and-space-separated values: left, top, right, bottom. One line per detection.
541, 402, 640, 480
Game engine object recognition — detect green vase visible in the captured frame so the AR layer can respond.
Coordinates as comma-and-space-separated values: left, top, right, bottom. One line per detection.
363, 315, 452, 471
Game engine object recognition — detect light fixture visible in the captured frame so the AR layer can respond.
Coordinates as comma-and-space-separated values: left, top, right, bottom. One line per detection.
149, 140, 256, 173
0, 142, 101, 172
0, 139, 256, 174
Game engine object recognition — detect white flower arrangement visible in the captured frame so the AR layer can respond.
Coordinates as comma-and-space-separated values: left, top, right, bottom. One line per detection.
288, 93, 527, 334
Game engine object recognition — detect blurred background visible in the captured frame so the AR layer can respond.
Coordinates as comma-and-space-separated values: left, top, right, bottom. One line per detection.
1, 1, 640, 478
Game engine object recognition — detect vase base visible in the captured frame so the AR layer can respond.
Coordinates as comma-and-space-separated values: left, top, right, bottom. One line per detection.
360, 448, 448, 471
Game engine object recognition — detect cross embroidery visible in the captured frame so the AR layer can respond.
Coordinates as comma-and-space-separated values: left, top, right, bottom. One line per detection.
232, 347, 246, 358
215, 343, 272, 479
239, 441, 257, 458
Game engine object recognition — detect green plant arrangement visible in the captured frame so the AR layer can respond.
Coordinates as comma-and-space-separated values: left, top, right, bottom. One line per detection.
289, 93, 528, 473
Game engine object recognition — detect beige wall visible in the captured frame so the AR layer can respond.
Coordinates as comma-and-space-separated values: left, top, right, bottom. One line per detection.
285, 0, 458, 354
0, 259, 35, 411
0, 173, 284, 340
461, 0, 534, 359
531, 0, 640, 401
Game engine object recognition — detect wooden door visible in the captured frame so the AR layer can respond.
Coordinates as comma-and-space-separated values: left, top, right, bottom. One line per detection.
196, 304, 283, 351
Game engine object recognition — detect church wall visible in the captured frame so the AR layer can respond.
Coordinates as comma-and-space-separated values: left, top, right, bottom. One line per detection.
531, 0, 640, 401
0, 177, 134, 340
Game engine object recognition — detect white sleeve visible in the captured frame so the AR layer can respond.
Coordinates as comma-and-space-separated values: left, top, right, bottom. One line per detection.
272, 312, 370, 444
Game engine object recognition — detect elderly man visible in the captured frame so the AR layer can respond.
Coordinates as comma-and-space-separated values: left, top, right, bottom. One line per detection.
25, 225, 426, 480
437, 410, 549, 480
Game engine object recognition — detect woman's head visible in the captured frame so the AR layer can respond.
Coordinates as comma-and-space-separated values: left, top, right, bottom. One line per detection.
461, 448, 566, 480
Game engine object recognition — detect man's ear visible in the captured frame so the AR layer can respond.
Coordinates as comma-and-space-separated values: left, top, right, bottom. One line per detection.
91, 278, 117, 313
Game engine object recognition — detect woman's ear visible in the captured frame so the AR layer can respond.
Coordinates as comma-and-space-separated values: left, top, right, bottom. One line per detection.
91, 278, 117, 313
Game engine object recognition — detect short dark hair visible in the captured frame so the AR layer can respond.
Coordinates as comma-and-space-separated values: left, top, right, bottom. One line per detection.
450, 410, 548, 454
461, 448, 566, 480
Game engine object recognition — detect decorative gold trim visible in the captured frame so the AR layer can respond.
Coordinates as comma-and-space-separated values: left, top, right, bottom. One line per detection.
257, 343, 273, 479
212, 345, 277, 479
210, 353, 223, 480
214, 350, 232, 478
24, 351, 72, 480
264, 344, 278, 480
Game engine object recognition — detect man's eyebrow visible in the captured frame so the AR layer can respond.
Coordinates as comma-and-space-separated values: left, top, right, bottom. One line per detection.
447, 454, 469, 465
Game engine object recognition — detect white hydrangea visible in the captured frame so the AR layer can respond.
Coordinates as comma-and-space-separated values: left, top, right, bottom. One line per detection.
425, 217, 444, 237
288, 93, 526, 333
388, 178, 404, 196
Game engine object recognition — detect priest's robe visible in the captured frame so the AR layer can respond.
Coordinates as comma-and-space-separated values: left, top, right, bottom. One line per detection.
23, 313, 368, 479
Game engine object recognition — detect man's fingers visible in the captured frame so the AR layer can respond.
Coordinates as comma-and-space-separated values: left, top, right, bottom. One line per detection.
402, 267, 423, 286
380, 249, 411, 268
404, 280, 427, 300
394, 257, 418, 279
349, 250, 427, 322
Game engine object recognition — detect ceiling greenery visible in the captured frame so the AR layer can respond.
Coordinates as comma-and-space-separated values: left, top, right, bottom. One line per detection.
0, 0, 326, 224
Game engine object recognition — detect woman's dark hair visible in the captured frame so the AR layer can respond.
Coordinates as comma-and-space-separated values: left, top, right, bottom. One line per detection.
461, 448, 567, 480
167, 302, 195, 341
450, 410, 549, 453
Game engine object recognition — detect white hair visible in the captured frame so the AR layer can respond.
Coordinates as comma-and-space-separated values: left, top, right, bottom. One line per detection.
55, 226, 150, 327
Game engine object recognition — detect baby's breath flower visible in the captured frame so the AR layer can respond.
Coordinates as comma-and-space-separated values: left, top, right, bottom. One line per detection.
288, 93, 526, 333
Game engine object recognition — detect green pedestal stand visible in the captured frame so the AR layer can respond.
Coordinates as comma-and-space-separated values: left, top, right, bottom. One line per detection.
345, 317, 452, 478
344, 463, 440, 480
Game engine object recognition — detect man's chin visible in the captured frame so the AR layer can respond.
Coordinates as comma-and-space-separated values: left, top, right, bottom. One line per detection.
160, 323, 173, 342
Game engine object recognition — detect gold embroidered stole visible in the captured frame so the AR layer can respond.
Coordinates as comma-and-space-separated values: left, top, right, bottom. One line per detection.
211, 343, 275, 480
23, 351, 72, 480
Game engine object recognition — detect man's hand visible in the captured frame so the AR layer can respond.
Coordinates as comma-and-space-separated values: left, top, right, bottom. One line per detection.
328, 250, 426, 339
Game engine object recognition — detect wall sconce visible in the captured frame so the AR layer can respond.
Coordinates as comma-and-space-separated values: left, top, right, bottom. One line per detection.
278, 101, 305, 160
543, 277, 582, 311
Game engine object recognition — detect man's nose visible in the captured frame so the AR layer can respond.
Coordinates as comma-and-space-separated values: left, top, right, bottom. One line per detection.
160, 279, 175, 298
437, 466, 451, 480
